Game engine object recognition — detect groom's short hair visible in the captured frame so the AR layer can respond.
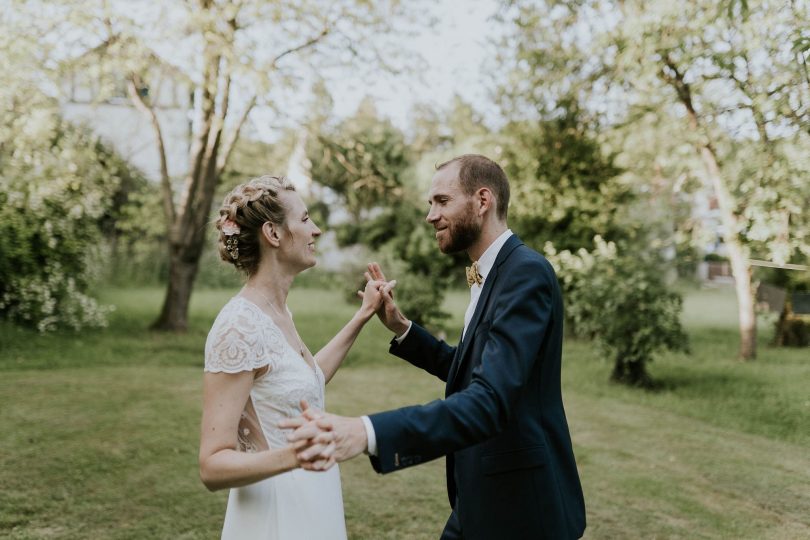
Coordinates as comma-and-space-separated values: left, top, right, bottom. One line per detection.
437, 154, 510, 220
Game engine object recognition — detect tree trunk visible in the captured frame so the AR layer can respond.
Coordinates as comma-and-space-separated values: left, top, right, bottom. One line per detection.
774, 300, 810, 347
125, 8, 326, 333
661, 55, 759, 360
152, 168, 220, 331
726, 242, 757, 360
151, 244, 202, 331
698, 145, 757, 360
611, 356, 654, 388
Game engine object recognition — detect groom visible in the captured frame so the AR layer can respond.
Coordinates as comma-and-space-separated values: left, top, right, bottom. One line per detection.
286, 154, 586, 539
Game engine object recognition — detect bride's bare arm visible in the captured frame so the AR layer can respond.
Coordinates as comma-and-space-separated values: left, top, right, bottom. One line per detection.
314, 279, 393, 384
199, 371, 334, 491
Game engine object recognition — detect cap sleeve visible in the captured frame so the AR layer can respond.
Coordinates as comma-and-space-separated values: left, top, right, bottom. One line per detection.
204, 299, 284, 373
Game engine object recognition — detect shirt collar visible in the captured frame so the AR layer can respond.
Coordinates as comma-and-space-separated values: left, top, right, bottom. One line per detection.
475, 229, 513, 281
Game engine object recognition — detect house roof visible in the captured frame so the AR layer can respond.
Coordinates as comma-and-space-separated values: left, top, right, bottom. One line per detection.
60, 33, 190, 84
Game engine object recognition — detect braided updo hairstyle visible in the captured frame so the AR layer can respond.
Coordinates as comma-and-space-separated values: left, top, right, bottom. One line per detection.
216, 175, 296, 276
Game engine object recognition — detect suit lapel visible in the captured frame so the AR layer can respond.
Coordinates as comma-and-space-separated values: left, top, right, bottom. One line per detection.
447, 235, 523, 389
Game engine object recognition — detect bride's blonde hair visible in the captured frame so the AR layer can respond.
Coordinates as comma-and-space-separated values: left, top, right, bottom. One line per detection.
215, 175, 296, 276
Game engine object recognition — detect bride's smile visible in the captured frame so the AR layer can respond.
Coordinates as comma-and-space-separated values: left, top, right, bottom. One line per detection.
275, 190, 321, 270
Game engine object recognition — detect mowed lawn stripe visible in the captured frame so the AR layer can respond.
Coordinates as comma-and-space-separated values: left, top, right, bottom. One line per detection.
567, 393, 810, 539
2, 362, 809, 539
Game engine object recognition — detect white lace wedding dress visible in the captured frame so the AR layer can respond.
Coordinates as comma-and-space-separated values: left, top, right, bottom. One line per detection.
204, 296, 347, 540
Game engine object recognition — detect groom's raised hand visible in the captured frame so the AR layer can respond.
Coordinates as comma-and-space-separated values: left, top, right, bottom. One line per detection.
364, 262, 410, 336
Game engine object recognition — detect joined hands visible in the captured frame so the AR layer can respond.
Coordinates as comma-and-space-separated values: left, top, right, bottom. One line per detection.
280, 400, 368, 467
360, 263, 410, 336
281, 263, 409, 470
285, 400, 339, 471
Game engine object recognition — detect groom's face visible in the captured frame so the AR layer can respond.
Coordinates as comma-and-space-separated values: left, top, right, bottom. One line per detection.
427, 164, 481, 254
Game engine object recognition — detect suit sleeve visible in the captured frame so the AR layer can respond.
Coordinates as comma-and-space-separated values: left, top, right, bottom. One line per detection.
369, 258, 553, 473
389, 322, 457, 382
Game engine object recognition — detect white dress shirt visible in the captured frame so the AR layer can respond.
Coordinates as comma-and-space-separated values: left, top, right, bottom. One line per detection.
362, 229, 514, 456
462, 229, 513, 340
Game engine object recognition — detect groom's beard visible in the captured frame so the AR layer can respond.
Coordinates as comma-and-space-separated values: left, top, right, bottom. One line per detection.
440, 206, 481, 254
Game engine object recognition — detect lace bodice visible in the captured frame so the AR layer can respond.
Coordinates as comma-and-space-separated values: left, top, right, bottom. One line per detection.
205, 296, 325, 448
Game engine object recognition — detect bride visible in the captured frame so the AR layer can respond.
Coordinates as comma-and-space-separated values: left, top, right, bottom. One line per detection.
199, 175, 392, 539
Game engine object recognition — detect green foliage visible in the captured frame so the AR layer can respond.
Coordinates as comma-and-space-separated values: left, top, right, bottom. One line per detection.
704, 253, 728, 262
500, 0, 810, 359
106, 129, 302, 290
499, 106, 634, 252
546, 237, 689, 387
340, 204, 463, 278
14, 0, 423, 331
725, 138, 810, 265
503, 0, 810, 222
308, 99, 412, 220
221, 134, 301, 188
308, 104, 466, 330
494, 93, 685, 381
757, 264, 810, 293
0, 112, 147, 331
100, 167, 170, 287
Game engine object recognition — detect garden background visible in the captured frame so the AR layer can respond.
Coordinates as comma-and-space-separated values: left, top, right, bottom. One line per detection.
1, 1, 808, 538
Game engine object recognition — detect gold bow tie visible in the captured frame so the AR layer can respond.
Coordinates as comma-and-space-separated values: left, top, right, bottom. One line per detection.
466, 261, 483, 287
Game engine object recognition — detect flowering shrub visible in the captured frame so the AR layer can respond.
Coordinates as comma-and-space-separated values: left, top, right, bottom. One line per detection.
1, 263, 113, 332
545, 236, 689, 387
0, 115, 128, 331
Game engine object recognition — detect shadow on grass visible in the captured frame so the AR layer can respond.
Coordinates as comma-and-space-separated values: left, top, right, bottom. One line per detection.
650, 369, 749, 393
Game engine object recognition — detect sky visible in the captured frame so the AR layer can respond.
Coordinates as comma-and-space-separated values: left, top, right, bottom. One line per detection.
249, 0, 504, 140
16, 0, 504, 141
326, 0, 502, 130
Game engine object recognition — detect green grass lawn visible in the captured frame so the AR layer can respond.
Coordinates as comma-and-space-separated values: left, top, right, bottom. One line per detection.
1, 284, 808, 539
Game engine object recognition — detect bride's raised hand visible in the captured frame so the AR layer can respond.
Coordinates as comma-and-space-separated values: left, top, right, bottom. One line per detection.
365, 262, 409, 335
356, 276, 395, 321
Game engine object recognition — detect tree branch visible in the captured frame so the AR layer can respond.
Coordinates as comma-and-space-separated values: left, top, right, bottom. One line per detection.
178, 49, 220, 221
333, 146, 360, 176
659, 55, 699, 130
213, 23, 330, 176
127, 75, 175, 225
206, 61, 230, 161
658, 54, 746, 257
217, 95, 256, 176
270, 26, 330, 68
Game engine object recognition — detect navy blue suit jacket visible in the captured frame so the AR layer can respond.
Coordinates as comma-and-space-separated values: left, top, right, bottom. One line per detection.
368, 235, 586, 539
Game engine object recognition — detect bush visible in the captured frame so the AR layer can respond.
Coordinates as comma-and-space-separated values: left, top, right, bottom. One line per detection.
546, 237, 689, 387
102, 181, 169, 287
703, 252, 728, 262
0, 115, 135, 331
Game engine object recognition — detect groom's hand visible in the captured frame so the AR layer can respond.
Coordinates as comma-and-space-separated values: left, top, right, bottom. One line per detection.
280, 402, 368, 463
279, 400, 337, 471
365, 262, 410, 336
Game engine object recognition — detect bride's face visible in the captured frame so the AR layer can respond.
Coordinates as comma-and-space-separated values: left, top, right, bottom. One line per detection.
278, 191, 321, 271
